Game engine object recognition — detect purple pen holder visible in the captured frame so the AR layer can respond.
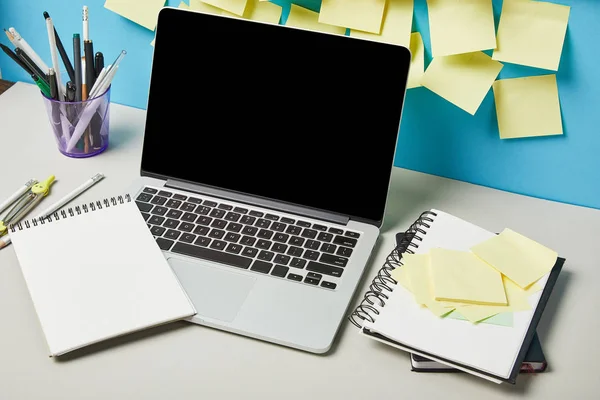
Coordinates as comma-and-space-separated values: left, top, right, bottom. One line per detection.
40, 86, 111, 158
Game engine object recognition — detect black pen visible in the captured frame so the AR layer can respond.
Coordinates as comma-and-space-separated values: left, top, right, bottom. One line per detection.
84, 40, 95, 95
15, 48, 48, 86
0, 43, 34, 75
73, 33, 82, 102
66, 81, 76, 102
94, 52, 104, 78
48, 68, 58, 100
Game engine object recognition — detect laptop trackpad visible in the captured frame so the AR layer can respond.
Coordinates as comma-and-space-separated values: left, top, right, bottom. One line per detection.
167, 257, 255, 323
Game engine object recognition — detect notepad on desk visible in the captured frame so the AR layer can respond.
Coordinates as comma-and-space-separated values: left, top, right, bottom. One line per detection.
356, 210, 564, 384
9, 195, 196, 357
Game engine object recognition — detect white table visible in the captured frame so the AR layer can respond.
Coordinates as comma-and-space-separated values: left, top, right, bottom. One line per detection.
1, 82, 599, 399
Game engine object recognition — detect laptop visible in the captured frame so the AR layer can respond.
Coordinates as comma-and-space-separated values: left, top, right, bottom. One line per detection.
128, 6, 411, 354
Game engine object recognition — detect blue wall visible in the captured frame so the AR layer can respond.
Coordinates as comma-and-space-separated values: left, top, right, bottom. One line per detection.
1, 0, 598, 209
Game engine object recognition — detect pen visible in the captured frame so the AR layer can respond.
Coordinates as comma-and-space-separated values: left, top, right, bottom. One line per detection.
9, 27, 50, 73
48, 68, 58, 99
45, 17, 66, 100
94, 52, 104, 79
43, 11, 75, 83
0, 179, 37, 216
66, 81, 76, 102
15, 47, 48, 86
0, 43, 34, 76
73, 34, 82, 102
89, 50, 126, 98
32, 74, 51, 97
84, 40, 95, 95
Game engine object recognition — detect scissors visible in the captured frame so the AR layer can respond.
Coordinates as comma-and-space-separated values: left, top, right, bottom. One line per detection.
0, 175, 56, 236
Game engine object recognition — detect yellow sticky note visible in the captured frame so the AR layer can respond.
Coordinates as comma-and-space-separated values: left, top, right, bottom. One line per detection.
407, 32, 424, 89
222, 0, 281, 23
391, 266, 412, 292
319, 0, 386, 34
189, 0, 223, 14
104, 0, 166, 31
424, 301, 454, 317
350, 0, 413, 48
471, 228, 558, 289
150, 38, 155, 47
426, 0, 496, 57
285, 4, 345, 35
403, 254, 432, 305
430, 248, 507, 306
492, 74, 563, 139
421, 51, 503, 115
202, 0, 248, 16
492, 0, 570, 71
178, 1, 190, 9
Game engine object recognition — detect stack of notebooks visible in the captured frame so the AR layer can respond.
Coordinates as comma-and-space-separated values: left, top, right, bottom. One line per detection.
349, 209, 563, 384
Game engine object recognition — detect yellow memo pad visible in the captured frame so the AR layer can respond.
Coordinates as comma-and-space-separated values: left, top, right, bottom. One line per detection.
430, 248, 507, 306
178, 1, 189, 9
407, 32, 424, 89
403, 254, 454, 317
426, 0, 496, 57
492, 0, 570, 71
421, 51, 503, 115
350, 0, 413, 48
319, 0, 386, 34
471, 228, 558, 289
104, 0, 167, 31
285, 4, 346, 35
189, 0, 224, 15
222, 0, 282, 24
493, 74, 563, 139
202, 0, 249, 16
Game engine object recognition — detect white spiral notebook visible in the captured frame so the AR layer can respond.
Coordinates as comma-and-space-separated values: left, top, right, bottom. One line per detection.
349, 209, 563, 384
9, 195, 196, 357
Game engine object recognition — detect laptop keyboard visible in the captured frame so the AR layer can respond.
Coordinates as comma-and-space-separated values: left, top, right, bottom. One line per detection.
135, 187, 361, 290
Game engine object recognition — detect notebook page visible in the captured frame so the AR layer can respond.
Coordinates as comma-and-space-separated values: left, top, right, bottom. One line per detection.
10, 200, 196, 356
363, 209, 547, 380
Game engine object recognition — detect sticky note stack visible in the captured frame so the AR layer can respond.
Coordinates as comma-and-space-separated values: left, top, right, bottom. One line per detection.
392, 228, 557, 324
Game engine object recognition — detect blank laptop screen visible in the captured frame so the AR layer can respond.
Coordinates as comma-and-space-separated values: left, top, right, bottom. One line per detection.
141, 8, 411, 224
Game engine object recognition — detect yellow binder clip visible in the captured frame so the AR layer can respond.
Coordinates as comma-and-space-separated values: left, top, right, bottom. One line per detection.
0, 175, 56, 236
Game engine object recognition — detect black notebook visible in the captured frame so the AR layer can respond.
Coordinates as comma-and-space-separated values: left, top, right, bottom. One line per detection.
348, 209, 564, 384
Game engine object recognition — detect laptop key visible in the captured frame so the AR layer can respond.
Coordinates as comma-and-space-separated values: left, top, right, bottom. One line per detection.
271, 222, 286, 232
333, 235, 357, 248
226, 222, 242, 232
241, 247, 258, 258
242, 225, 258, 235
240, 236, 256, 246
287, 246, 303, 257
273, 233, 289, 243
210, 209, 226, 219
172, 194, 187, 201
280, 217, 295, 224
264, 214, 279, 221
312, 224, 327, 231
179, 222, 194, 232
306, 261, 343, 278
258, 250, 274, 262
257, 229, 273, 239
249, 210, 264, 217
240, 215, 256, 225
337, 246, 353, 257
287, 273, 302, 281
225, 212, 241, 222
137, 193, 153, 202
304, 240, 320, 250
211, 219, 227, 229
151, 226, 166, 236
141, 212, 150, 221
188, 197, 203, 204
256, 239, 272, 249
250, 260, 272, 274
271, 265, 289, 277
180, 233, 196, 243
304, 277, 319, 285
290, 258, 306, 269
156, 237, 174, 250
345, 231, 361, 238
209, 229, 225, 239
218, 204, 233, 210
289, 236, 304, 246
193, 226, 210, 236
203, 200, 218, 207
307, 272, 322, 280
143, 187, 158, 194
180, 202, 197, 212
149, 215, 165, 225
256, 219, 271, 229
226, 243, 243, 254
303, 250, 320, 261
286, 225, 302, 235
197, 216, 212, 226
319, 254, 348, 268
165, 230, 181, 240
296, 221, 311, 227
136, 201, 153, 212
172, 242, 252, 269
150, 196, 167, 205
194, 237, 211, 247
321, 281, 337, 290
195, 206, 211, 215
181, 212, 197, 223
321, 243, 337, 254
274, 254, 290, 265
165, 199, 182, 208
317, 232, 333, 242
166, 209, 183, 219
210, 240, 227, 251
233, 207, 248, 214
224, 232, 241, 242
272, 243, 288, 253
158, 190, 172, 197
301, 229, 318, 239
328, 227, 343, 235
164, 218, 179, 229
151, 206, 168, 216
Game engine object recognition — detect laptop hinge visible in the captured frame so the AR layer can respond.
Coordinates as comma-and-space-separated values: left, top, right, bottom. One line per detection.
165, 179, 350, 225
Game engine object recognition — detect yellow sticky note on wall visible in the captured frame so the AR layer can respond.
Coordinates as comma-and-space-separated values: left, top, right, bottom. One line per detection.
222, 0, 281, 24
492, 0, 570, 71
407, 32, 424, 89
178, 1, 190, 9
319, 0, 386, 34
202, 0, 248, 16
285, 4, 345, 35
426, 0, 496, 57
104, 0, 166, 31
421, 51, 503, 115
430, 248, 507, 306
350, 0, 414, 48
493, 74, 563, 139
471, 228, 558, 289
189, 0, 223, 14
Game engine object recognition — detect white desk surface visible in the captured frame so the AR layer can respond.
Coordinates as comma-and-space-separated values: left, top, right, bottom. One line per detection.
1, 82, 599, 399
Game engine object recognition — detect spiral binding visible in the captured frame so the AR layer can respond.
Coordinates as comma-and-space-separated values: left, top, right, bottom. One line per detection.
348, 210, 438, 328
9, 194, 132, 232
